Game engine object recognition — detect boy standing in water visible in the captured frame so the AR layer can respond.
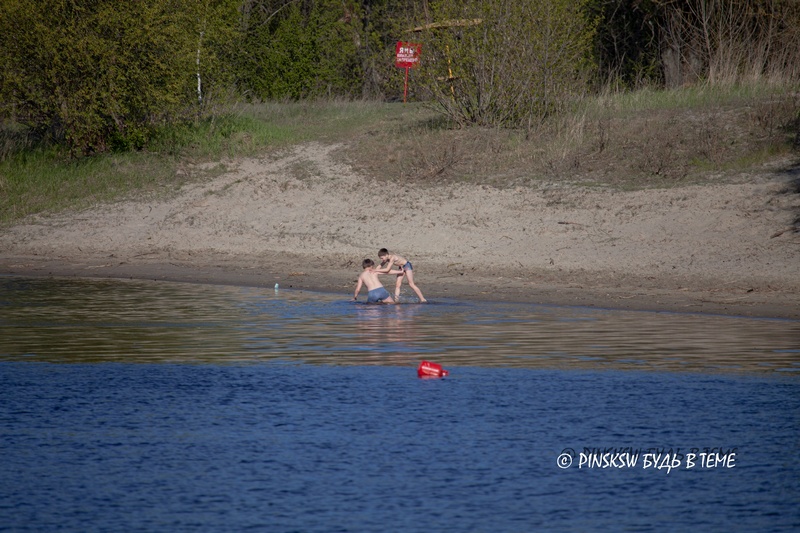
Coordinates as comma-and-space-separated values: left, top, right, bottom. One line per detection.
354, 259, 401, 304
376, 248, 427, 303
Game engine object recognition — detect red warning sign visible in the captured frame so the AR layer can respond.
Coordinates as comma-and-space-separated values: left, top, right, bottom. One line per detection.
395, 41, 422, 69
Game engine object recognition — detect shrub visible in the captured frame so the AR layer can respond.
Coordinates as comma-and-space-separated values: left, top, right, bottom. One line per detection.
417, 0, 597, 131
0, 0, 239, 156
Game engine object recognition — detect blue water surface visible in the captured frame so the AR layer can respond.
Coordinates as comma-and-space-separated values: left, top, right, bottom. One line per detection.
1, 277, 799, 531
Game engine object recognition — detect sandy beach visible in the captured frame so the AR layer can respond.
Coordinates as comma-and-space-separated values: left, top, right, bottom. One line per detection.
1, 142, 798, 318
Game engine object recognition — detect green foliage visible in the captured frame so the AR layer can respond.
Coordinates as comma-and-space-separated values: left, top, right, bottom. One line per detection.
237, 0, 367, 99
2, 0, 798, 162
0, 0, 240, 156
418, 0, 597, 129
235, 0, 426, 101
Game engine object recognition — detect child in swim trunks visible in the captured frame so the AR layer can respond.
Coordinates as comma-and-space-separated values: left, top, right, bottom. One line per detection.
353, 258, 401, 304
376, 248, 427, 303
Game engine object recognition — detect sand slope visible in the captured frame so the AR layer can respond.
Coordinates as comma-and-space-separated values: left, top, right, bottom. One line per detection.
1, 142, 798, 317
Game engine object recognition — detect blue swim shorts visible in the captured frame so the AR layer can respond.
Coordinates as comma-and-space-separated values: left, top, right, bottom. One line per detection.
367, 287, 392, 303
402, 261, 413, 271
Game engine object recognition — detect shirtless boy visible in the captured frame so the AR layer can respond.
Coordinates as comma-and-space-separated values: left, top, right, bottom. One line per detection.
353, 258, 401, 304
376, 248, 427, 303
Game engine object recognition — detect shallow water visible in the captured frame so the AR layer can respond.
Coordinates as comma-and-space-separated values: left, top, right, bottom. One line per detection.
1, 277, 798, 372
1, 277, 799, 531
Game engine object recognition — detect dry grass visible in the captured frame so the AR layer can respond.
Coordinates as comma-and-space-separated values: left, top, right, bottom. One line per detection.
343, 85, 800, 190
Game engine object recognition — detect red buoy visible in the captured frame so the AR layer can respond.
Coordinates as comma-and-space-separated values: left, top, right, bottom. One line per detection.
417, 360, 449, 378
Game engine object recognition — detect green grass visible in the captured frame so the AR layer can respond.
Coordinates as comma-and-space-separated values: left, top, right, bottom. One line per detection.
587, 81, 797, 117
147, 114, 295, 159
0, 148, 178, 224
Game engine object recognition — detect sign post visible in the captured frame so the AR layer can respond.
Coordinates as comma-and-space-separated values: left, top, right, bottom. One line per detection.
395, 41, 422, 103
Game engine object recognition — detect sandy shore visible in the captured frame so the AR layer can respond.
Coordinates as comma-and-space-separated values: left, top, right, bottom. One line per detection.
1, 142, 798, 318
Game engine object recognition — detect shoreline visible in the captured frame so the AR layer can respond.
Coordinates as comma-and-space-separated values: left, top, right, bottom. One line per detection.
2, 253, 797, 320
1, 144, 797, 320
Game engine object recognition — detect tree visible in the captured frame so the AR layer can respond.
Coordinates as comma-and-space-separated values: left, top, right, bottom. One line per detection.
0, 0, 240, 155
235, 0, 367, 99
652, 0, 800, 87
417, 0, 596, 130
234, 0, 436, 100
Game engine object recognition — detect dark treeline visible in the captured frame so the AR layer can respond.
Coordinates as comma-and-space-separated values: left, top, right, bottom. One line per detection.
1, 0, 798, 155
591, 0, 800, 88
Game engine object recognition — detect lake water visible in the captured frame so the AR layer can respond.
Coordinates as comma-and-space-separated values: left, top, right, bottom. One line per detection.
1, 276, 799, 531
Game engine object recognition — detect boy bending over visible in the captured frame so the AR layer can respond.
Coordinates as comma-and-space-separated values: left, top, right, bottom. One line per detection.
354, 259, 401, 304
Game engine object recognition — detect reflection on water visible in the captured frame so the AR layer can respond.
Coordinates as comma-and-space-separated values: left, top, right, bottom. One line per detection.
1, 276, 798, 373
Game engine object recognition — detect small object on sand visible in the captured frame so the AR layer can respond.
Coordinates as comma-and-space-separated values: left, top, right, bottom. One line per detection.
417, 360, 449, 378
274, 283, 279, 290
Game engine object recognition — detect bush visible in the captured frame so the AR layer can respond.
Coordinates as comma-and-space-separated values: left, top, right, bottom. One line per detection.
236, 0, 370, 100
417, 0, 597, 131
0, 0, 239, 157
